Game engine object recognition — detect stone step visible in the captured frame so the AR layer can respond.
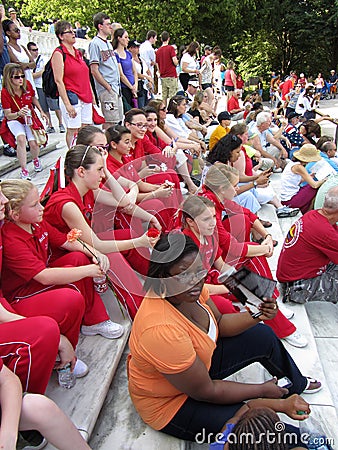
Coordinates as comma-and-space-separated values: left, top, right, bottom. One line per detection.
0, 140, 59, 177
43, 290, 131, 450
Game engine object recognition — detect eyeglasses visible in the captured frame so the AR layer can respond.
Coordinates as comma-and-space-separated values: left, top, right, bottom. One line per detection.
80, 145, 91, 167
12, 28, 20, 33
130, 123, 148, 130
171, 269, 208, 284
12, 74, 25, 79
62, 30, 75, 35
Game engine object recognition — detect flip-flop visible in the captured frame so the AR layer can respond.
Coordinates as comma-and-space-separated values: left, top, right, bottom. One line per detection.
303, 377, 322, 394
260, 219, 272, 228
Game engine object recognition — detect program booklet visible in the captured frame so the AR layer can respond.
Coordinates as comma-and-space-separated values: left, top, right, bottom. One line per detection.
218, 267, 277, 318
310, 159, 336, 181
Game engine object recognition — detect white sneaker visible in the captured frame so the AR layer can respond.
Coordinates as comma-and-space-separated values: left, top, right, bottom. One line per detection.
283, 331, 308, 348
278, 301, 294, 319
73, 359, 89, 378
81, 320, 124, 339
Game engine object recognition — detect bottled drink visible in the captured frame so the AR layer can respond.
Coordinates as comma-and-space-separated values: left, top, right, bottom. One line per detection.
57, 363, 76, 389
191, 154, 201, 176
24, 108, 32, 126
93, 275, 108, 294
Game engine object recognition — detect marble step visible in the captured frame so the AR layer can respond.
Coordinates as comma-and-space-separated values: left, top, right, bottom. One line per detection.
43, 291, 131, 450
0, 140, 59, 176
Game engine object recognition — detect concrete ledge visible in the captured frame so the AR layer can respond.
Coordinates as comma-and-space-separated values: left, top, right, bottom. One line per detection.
0, 141, 59, 177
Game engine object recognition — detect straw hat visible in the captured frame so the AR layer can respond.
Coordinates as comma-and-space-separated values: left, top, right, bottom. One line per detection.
293, 144, 321, 163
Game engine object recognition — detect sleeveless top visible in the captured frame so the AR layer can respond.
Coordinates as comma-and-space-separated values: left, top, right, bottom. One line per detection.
280, 161, 302, 201
8, 45, 36, 94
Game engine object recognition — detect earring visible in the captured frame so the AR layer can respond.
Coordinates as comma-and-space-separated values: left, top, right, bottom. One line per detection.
159, 280, 167, 299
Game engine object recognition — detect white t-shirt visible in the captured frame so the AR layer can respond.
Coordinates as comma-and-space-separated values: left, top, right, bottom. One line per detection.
180, 53, 197, 72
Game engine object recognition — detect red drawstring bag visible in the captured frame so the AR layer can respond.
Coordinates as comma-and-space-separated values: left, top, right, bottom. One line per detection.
0, 118, 16, 149
92, 105, 105, 125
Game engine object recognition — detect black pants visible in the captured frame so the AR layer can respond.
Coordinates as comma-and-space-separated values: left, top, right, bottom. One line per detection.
161, 324, 307, 443
179, 73, 191, 91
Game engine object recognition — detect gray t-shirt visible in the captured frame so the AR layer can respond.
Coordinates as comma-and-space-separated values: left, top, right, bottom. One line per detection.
89, 35, 120, 95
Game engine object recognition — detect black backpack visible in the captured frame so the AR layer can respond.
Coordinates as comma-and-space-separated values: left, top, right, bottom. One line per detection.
42, 46, 66, 99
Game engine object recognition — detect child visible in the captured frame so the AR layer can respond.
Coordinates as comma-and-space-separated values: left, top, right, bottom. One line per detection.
1, 179, 124, 350
43, 145, 160, 319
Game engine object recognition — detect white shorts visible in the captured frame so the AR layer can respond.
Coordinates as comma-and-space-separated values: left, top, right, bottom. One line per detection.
7, 120, 35, 142
59, 97, 92, 129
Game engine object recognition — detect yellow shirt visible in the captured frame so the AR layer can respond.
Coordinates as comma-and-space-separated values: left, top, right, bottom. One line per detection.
209, 125, 230, 151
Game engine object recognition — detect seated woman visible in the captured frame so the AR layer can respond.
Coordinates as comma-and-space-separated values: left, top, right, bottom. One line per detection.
181, 194, 301, 343
105, 124, 175, 231
165, 95, 207, 151
1, 179, 123, 343
43, 145, 160, 319
201, 164, 306, 347
187, 91, 214, 127
1, 63, 47, 180
128, 232, 320, 445
280, 144, 327, 214
0, 362, 90, 449
123, 109, 183, 211
144, 106, 198, 193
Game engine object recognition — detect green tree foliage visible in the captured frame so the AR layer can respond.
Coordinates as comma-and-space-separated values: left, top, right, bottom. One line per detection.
16, 0, 338, 78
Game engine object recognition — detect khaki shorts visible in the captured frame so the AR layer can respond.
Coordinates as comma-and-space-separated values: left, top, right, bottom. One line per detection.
99, 89, 123, 125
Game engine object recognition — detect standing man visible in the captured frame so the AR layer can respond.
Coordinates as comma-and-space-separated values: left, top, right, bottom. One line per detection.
27, 41, 65, 134
155, 31, 178, 106
139, 30, 157, 79
89, 12, 123, 129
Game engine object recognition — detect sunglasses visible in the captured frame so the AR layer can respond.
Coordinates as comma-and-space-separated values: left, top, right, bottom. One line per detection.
12, 74, 25, 79
30, 48, 38, 52
62, 30, 75, 35
12, 27, 20, 33
159, 107, 167, 111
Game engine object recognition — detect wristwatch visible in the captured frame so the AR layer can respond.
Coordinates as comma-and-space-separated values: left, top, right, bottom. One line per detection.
253, 180, 258, 188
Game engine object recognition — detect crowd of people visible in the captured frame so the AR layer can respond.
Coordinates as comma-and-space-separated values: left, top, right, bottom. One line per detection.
0, 7, 337, 450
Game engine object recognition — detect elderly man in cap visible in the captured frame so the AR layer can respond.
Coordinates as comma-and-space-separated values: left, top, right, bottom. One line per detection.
208, 111, 231, 151
8, 7, 24, 27
278, 185, 338, 304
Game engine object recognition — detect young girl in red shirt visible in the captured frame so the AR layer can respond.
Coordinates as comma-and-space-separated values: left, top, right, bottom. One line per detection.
1, 179, 124, 350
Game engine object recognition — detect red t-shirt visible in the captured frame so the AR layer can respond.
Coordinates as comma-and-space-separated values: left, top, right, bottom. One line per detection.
183, 229, 222, 271
105, 153, 140, 182
1, 80, 35, 125
199, 188, 249, 260
277, 210, 338, 282
131, 136, 176, 170
1, 220, 66, 300
155, 45, 177, 78
227, 95, 240, 114
53, 45, 92, 103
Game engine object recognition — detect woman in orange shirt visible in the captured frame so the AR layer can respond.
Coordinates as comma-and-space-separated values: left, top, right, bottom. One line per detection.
128, 232, 321, 445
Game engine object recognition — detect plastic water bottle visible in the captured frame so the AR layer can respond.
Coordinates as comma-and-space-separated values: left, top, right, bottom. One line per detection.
299, 416, 333, 450
93, 275, 108, 294
57, 363, 76, 389
192, 154, 201, 176
24, 108, 32, 126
